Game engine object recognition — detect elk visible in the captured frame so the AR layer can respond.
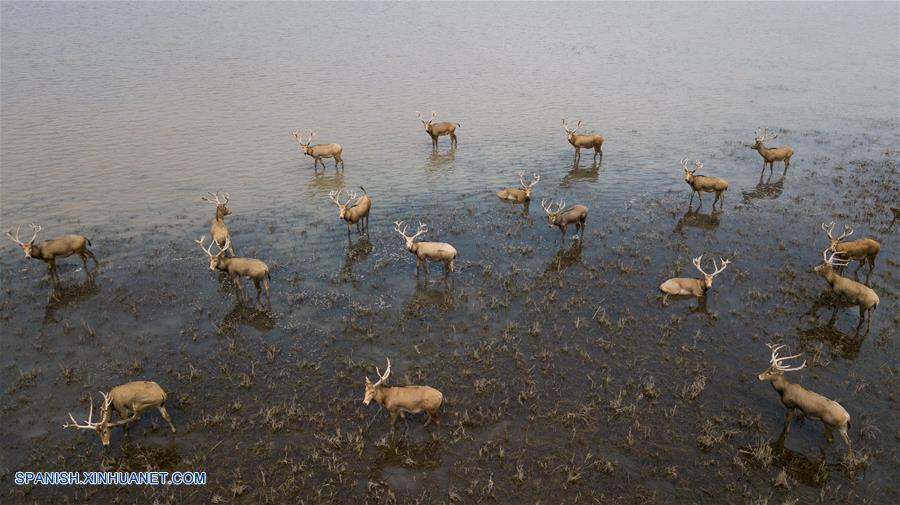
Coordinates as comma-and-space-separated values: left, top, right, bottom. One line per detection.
541, 199, 588, 240
562, 119, 603, 161
394, 220, 457, 275
201, 191, 235, 255
814, 249, 878, 329
659, 255, 731, 304
416, 111, 460, 149
497, 171, 540, 203
363, 358, 443, 428
196, 236, 271, 308
63, 381, 175, 446
757, 343, 851, 450
6, 224, 97, 281
681, 159, 728, 209
292, 129, 344, 170
328, 187, 371, 235
821, 222, 880, 277
751, 127, 794, 173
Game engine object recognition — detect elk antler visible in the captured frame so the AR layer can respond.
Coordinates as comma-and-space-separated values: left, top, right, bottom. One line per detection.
694, 160, 703, 172
822, 248, 850, 267
821, 222, 836, 239
195, 236, 216, 258
202, 191, 229, 205
518, 172, 540, 189
63, 393, 102, 430
766, 343, 807, 372
680, 158, 690, 172
372, 358, 392, 388
755, 127, 778, 143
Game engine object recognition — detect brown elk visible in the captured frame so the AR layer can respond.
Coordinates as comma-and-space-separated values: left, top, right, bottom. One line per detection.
196, 236, 271, 308
562, 119, 603, 161
814, 249, 878, 329
328, 187, 371, 235
497, 171, 540, 203
821, 222, 880, 277
541, 199, 588, 240
751, 127, 794, 173
292, 129, 344, 170
63, 381, 175, 446
201, 191, 235, 255
681, 159, 728, 209
416, 111, 460, 149
363, 358, 443, 429
659, 255, 730, 305
757, 344, 851, 450
394, 221, 457, 275
6, 224, 97, 281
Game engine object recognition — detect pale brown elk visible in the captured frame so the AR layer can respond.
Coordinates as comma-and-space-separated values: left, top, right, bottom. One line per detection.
363, 358, 443, 429
757, 344, 851, 450
394, 221, 457, 275
6, 224, 97, 281
497, 171, 540, 203
659, 255, 731, 305
541, 199, 588, 240
292, 129, 344, 170
821, 222, 880, 278
201, 191, 235, 255
562, 119, 603, 161
681, 159, 728, 209
196, 236, 271, 308
63, 381, 175, 446
328, 187, 371, 235
814, 249, 878, 329
416, 111, 460, 149
751, 127, 794, 173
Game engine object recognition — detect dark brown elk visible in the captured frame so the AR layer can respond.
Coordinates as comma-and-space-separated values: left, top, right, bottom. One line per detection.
363, 358, 443, 429
659, 255, 730, 305
497, 172, 540, 203
328, 187, 371, 235
292, 129, 344, 170
416, 111, 460, 149
821, 222, 880, 278
6, 224, 97, 281
196, 236, 271, 308
814, 249, 878, 330
201, 191, 235, 255
394, 221, 457, 275
562, 119, 603, 161
751, 127, 794, 173
541, 199, 588, 240
64, 381, 175, 446
681, 159, 728, 209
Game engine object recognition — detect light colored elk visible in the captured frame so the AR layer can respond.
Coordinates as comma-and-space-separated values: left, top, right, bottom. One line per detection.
63, 381, 175, 446
814, 249, 878, 329
562, 119, 604, 161
497, 172, 540, 203
328, 187, 371, 235
541, 199, 588, 240
821, 222, 880, 277
416, 111, 460, 149
201, 191, 235, 256
363, 358, 443, 428
6, 224, 97, 281
196, 236, 271, 308
681, 159, 728, 209
394, 220, 457, 275
757, 343, 851, 450
751, 127, 794, 173
659, 255, 730, 304
292, 129, 344, 170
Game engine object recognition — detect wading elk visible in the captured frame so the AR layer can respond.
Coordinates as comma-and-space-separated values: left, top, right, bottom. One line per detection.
562, 119, 603, 161
497, 172, 540, 203
6, 224, 97, 281
416, 111, 460, 149
394, 221, 457, 275
328, 187, 371, 235
757, 344, 851, 450
292, 129, 344, 170
814, 249, 878, 330
821, 222, 880, 278
196, 236, 271, 308
64, 381, 176, 446
659, 255, 730, 305
541, 199, 588, 240
751, 127, 794, 173
363, 358, 443, 429
681, 159, 728, 209
201, 191, 235, 255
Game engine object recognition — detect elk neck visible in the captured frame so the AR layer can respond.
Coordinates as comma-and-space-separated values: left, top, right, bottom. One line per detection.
818, 266, 838, 286
374, 385, 390, 405
768, 374, 791, 397
215, 207, 229, 221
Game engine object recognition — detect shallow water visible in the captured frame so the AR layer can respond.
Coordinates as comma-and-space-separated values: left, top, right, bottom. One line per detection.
1, 2, 898, 503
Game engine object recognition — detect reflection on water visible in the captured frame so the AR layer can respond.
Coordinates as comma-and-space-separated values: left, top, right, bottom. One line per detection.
404, 278, 457, 316
800, 291, 867, 358
306, 171, 346, 199
220, 302, 275, 334
43, 275, 100, 324
742, 171, 786, 203
768, 428, 843, 489
561, 158, 601, 187
544, 239, 582, 274
341, 235, 374, 279
674, 204, 722, 233
424, 148, 456, 173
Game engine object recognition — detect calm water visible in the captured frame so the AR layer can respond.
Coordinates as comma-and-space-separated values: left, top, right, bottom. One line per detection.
1, 2, 898, 503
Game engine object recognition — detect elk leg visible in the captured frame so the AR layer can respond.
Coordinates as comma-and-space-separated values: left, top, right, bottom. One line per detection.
432, 136, 438, 149
574, 147, 580, 161
253, 279, 262, 306
839, 426, 851, 451
784, 408, 796, 432
232, 276, 244, 300
423, 259, 430, 276
388, 410, 398, 426
593, 146, 600, 160
158, 403, 176, 433
262, 277, 270, 308
450, 132, 457, 146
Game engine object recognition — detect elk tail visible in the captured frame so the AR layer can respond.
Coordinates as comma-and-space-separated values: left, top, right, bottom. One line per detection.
359, 186, 367, 195
456, 123, 461, 128
267, 270, 271, 281
87, 238, 92, 246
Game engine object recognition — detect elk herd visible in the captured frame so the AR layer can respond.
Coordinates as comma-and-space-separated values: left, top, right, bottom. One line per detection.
3, 117, 887, 458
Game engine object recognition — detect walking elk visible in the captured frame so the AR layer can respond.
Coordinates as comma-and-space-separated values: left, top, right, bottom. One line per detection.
328, 187, 371, 235
541, 199, 588, 240
201, 191, 235, 255
562, 119, 603, 161
363, 358, 443, 429
195, 236, 271, 308
659, 255, 731, 305
394, 221, 457, 275
64, 381, 176, 446
750, 127, 794, 173
6, 224, 97, 281
497, 172, 540, 203
681, 159, 728, 209
814, 249, 878, 329
416, 111, 460, 149
292, 129, 344, 170
821, 222, 880, 278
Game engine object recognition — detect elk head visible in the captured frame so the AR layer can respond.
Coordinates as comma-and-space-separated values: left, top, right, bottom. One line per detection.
814, 248, 850, 275
195, 236, 228, 270
692, 255, 731, 289
752, 127, 778, 149
363, 358, 391, 405
6, 223, 41, 258
63, 392, 128, 446
757, 343, 806, 381
517, 171, 541, 199
416, 111, 437, 132
680, 158, 702, 183
202, 191, 231, 217
821, 222, 853, 250
329, 189, 358, 220
562, 119, 582, 141
541, 198, 565, 226
292, 129, 316, 155
394, 220, 427, 252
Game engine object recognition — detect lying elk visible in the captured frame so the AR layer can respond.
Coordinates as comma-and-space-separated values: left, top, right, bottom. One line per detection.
328, 187, 371, 235
751, 127, 794, 173
541, 199, 588, 240
394, 220, 457, 275
196, 236, 271, 308
64, 381, 175, 446
416, 111, 460, 149
201, 191, 235, 255
292, 129, 344, 170
6, 224, 97, 281
814, 249, 878, 329
363, 358, 443, 428
497, 171, 540, 203
659, 255, 730, 304
821, 222, 880, 277
562, 119, 603, 161
757, 344, 851, 450
681, 159, 728, 209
